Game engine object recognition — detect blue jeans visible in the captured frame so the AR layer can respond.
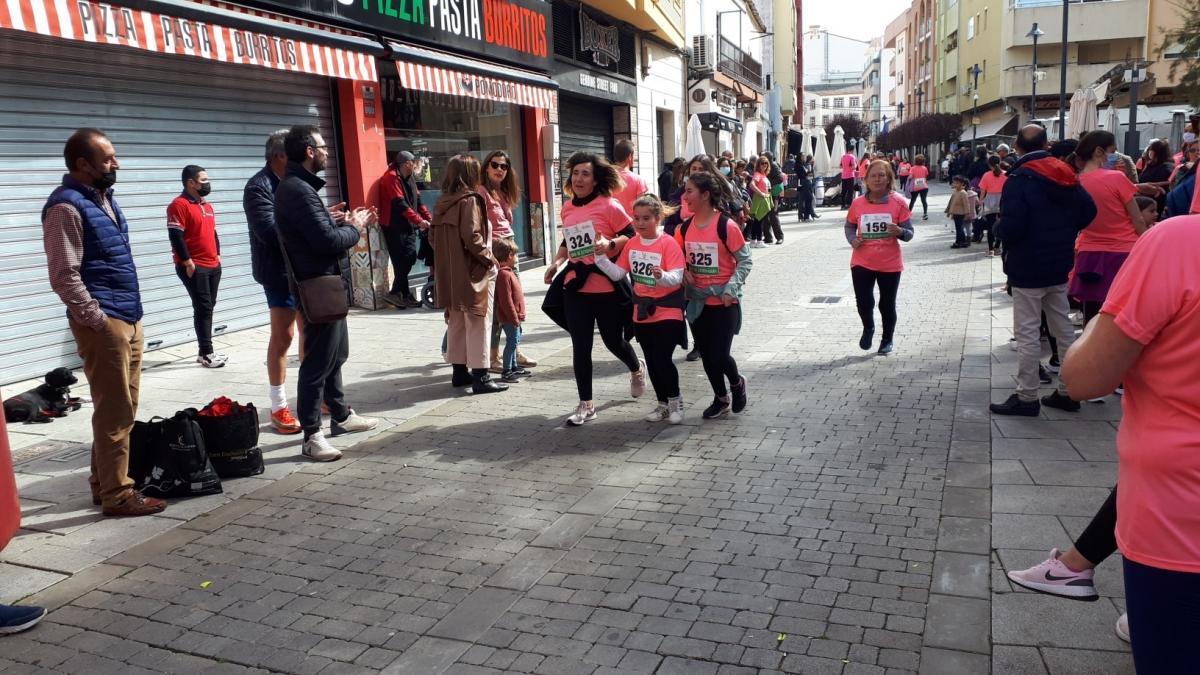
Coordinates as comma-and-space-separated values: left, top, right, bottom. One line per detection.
1124, 557, 1200, 674
501, 323, 521, 372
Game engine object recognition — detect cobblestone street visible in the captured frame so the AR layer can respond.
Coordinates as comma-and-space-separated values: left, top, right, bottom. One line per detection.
1, 192, 1130, 674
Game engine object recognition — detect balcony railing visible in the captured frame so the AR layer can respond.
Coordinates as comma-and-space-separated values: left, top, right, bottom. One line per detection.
716, 36, 764, 92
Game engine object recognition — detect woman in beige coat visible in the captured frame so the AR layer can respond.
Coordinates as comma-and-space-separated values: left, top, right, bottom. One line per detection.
431, 154, 507, 394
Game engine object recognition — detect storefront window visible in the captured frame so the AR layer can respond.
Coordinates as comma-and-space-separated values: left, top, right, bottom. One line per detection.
380, 66, 530, 260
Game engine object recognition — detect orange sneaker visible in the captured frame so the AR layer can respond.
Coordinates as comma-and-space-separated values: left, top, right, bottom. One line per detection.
271, 407, 302, 434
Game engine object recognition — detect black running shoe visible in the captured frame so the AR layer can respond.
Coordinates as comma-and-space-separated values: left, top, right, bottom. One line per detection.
686, 348, 701, 362
877, 341, 894, 355
989, 394, 1040, 416
859, 327, 874, 351
702, 396, 731, 419
1041, 391, 1081, 412
731, 377, 747, 413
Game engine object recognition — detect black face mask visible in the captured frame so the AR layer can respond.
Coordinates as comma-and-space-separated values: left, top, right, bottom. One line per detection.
197, 183, 212, 197
90, 165, 117, 191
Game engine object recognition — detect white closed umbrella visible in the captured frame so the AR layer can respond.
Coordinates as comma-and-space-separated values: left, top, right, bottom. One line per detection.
814, 127, 832, 175
1106, 104, 1120, 138
831, 126, 847, 163
685, 114, 706, 159
1066, 88, 1099, 139
797, 128, 810, 159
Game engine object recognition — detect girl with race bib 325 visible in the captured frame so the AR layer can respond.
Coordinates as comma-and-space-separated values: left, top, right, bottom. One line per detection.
846, 160, 915, 355
543, 152, 647, 426
675, 172, 753, 419
595, 194, 689, 424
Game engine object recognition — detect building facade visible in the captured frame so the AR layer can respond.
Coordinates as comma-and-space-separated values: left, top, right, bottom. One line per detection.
686, 0, 768, 157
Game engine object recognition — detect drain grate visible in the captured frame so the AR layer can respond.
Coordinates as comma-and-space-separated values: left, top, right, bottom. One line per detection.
809, 296, 842, 304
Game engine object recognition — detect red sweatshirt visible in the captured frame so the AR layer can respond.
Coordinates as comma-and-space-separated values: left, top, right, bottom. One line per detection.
494, 266, 525, 326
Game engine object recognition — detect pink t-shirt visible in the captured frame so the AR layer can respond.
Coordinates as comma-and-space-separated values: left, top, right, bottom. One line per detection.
477, 186, 513, 240
615, 168, 649, 216
560, 196, 632, 294
751, 172, 769, 195
1103, 216, 1200, 573
616, 234, 686, 324
908, 165, 929, 191
1078, 169, 1139, 253
840, 153, 857, 180
847, 192, 911, 273
857, 159, 870, 179
898, 162, 911, 177
977, 171, 1007, 196
674, 212, 747, 306
1190, 168, 1200, 215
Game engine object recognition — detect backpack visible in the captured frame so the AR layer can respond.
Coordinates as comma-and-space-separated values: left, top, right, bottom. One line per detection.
679, 213, 732, 252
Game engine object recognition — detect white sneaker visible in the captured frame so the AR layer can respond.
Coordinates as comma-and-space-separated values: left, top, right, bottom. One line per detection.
667, 396, 684, 425
302, 432, 341, 462
1116, 612, 1129, 643
331, 409, 379, 436
566, 401, 596, 426
644, 403, 669, 422
197, 353, 227, 368
630, 359, 647, 398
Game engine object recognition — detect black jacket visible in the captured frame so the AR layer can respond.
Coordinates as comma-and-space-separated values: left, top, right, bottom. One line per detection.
996, 151, 1097, 289
274, 163, 360, 283
243, 165, 285, 290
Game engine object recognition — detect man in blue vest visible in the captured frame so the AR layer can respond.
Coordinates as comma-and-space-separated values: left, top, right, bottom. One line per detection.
41, 128, 166, 518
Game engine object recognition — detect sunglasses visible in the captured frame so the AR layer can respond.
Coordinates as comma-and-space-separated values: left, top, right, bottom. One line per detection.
489, 161, 509, 171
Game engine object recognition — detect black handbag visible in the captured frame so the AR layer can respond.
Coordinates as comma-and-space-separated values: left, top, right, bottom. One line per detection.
128, 411, 222, 498
193, 398, 264, 479
276, 229, 349, 324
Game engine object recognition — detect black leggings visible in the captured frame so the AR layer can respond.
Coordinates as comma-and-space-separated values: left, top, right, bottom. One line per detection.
1076, 486, 1118, 567
692, 304, 741, 397
763, 209, 783, 243
1082, 300, 1103, 327
564, 291, 641, 401
907, 189, 928, 217
841, 178, 856, 208
851, 266, 901, 342
744, 218, 763, 242
982, 213, 998, 250
634, 320, 683, 402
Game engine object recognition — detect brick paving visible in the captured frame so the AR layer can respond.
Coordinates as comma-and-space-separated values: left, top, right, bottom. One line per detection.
0, 192, 1130, 674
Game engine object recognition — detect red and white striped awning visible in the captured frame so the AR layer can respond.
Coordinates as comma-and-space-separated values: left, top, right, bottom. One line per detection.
0, 0, 377, 81
392, 45, 555, 110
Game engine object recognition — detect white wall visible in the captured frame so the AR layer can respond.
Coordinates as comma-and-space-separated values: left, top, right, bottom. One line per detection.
636, 39, 685, 188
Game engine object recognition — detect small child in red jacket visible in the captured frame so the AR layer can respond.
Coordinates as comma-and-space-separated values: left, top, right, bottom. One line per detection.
492, 239, 531, 383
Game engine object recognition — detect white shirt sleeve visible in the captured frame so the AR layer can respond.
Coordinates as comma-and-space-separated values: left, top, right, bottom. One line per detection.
593, 253, 627, 281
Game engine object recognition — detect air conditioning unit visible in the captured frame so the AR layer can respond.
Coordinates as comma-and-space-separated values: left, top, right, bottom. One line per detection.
691, 35, 714, 71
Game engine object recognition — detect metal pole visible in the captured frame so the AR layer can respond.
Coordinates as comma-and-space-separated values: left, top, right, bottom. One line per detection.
971, 66, 980, 152
1031, 35, 1038, 124
1058, 0, 1069, 139
1125, 67, 1141, 157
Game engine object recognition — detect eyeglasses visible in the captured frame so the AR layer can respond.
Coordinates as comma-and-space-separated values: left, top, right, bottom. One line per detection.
489, 161, 509, 171
312, 144, 328, 151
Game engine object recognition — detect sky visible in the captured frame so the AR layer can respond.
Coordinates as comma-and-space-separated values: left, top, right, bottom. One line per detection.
801, 0, 898, 44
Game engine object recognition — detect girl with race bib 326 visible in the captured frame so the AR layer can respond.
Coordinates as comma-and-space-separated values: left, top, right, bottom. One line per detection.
595, 194, 689, 424
543, 152, 647, 426
675, 172, 753, 419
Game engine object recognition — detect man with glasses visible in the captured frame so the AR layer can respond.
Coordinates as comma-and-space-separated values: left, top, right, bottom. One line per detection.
378, 150, 432, 309
275, 125, 379, 461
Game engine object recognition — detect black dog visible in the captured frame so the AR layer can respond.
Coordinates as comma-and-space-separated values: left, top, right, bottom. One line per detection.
3, 367, 82, 423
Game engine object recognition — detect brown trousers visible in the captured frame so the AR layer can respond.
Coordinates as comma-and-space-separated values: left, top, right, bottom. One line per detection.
445, 272, 496, 370
69, 317, 142, 507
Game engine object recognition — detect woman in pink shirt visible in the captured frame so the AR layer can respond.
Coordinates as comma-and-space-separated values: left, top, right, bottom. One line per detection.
1072, 131, 1148, 326
977, 156, 1007, 256
846, 160, 914, 355
839, 151, 857, 209
1061, 215, 1200, 674
543, 152, 646, 426
480, 150, 536, 371
905, 155, 931, 220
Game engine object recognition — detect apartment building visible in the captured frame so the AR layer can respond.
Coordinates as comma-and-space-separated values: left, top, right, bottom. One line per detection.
801, 86, 867, 129
956, 0, 1010, 144
883, 10, 909, 127
902, 0, 938, 118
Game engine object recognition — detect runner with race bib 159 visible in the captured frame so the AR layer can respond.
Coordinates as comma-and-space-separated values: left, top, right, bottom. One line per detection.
846, 159, 915, 355
543, 152, 647, 427
675, 172, 753, 420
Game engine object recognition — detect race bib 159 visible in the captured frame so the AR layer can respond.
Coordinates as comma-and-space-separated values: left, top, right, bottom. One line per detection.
859, 213, 892, 240
628, 249, 662, 287
563, 221, 596, 260
686, 241, 719, 276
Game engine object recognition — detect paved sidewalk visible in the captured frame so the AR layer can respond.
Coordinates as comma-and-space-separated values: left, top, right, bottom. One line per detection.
0, 193, 1132, 674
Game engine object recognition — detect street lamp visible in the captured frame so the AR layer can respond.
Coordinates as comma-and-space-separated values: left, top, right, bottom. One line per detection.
897, 101, 905, 123
916, 87, 925, 115
969, 63, 982, 151
1027, 23, 1044, 125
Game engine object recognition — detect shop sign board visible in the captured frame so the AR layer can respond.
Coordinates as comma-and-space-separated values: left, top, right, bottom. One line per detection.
244, 0, 553, 71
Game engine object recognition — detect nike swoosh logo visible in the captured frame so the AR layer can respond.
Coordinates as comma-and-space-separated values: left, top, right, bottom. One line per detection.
1044, 572, 1087, 581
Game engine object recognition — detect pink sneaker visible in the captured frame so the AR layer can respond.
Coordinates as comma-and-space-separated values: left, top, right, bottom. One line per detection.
1006, 548, 1098, 600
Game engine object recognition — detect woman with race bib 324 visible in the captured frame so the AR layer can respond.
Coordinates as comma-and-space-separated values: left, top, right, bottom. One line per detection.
847, 160, 915, 355
543, 152, 647, 426
676, 172, 753, 419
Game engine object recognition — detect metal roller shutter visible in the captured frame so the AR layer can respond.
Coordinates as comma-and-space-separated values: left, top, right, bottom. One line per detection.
0, 34, 341, 385
557, 96, 613, 186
